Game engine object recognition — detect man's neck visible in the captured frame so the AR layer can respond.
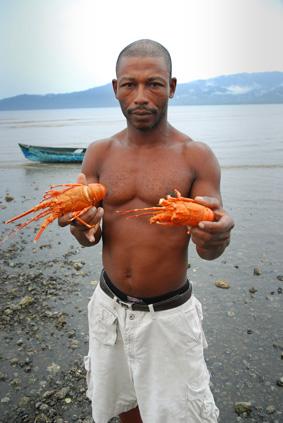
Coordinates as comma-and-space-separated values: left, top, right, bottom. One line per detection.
126, 121, 172, 148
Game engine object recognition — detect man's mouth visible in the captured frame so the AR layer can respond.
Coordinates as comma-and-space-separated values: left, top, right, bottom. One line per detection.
132, 111, 152, 115
128, 107, 156, 115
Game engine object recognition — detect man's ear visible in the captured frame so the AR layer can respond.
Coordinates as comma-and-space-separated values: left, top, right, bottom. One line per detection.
169, 77, 177, 98
112, 79, 118, 98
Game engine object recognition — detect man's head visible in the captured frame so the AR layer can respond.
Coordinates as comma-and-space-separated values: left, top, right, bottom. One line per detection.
113, 39, 176, 131
116, 39, 172, 79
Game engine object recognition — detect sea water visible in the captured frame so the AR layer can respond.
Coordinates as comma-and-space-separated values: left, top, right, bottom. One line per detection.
0, 104, 282, 168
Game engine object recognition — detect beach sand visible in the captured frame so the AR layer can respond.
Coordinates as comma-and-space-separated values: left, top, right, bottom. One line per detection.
0, 163, 282, 423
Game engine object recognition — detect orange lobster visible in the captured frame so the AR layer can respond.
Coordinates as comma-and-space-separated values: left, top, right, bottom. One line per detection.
5, 183, 106, 242
117, 190, 215, 227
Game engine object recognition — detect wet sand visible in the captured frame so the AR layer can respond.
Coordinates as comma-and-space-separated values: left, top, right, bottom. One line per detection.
0, 163, 282, 423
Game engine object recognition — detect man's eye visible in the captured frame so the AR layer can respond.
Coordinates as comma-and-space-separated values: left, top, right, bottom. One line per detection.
149, 82, 162, 88
121, 82, 133, 88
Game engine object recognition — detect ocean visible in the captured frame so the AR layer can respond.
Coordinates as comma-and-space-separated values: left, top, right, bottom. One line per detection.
0, 104, 283, 168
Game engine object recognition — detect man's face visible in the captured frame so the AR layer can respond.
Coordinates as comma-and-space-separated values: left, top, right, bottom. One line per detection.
113, 56, 176, 130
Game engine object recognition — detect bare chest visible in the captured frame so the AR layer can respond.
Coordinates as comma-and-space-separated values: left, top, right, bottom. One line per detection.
99, 147, 194, 207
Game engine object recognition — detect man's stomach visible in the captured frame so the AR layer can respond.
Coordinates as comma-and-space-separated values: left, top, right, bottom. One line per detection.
101, 219, 190, 297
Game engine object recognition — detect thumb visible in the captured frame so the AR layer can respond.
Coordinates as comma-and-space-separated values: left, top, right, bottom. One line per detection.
214, 210, 225, 221
85, 227, 96, 243
76, 172, 87, 185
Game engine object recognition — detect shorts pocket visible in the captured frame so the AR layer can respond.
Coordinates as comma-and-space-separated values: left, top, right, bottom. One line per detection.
187, 369, 219, 422
91, 307, 118, 346
182, 305, 202, 345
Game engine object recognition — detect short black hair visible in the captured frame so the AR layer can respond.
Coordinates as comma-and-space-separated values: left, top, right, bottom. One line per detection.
116, 39, 172, 78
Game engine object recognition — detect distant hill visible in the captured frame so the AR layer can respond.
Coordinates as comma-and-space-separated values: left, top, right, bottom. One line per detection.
171, 72, 283, 106
0, 72, 282, 110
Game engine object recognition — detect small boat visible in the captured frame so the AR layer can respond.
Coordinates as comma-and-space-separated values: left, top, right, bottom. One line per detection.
18, 143, 86, 163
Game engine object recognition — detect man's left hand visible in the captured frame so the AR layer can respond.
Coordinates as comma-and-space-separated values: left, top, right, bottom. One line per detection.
188, 196, 234, 260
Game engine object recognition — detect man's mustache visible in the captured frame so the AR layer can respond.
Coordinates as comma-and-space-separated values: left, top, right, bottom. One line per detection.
128, 106, 157, 114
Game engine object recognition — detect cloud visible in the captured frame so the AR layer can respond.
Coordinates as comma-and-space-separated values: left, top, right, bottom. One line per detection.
226, 85, 256, 95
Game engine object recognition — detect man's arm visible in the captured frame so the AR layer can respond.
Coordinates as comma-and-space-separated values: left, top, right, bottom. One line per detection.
58, 141, 106, 247
188, 142, 234, 260
58, 172, 104, 247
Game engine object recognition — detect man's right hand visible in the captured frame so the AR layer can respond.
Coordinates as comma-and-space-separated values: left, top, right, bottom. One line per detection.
58, 173, 104, 245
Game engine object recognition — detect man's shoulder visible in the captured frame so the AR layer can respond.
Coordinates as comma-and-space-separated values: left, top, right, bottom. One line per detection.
172, 128, 209, 151
87, 130, 126, 153
82, 136, 121, 177
180, 136, 220, 171
87, 137, 114, 151
178, 134, 213, 156
85, 135, 120, 158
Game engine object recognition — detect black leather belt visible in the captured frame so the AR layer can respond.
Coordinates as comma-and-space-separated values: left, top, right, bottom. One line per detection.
99, 271, 192, 312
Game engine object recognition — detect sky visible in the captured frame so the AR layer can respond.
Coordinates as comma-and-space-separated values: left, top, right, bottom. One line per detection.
0, 0, 283, 99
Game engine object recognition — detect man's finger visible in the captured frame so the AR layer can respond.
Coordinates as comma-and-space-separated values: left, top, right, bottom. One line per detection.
194, 196, 221, 209
78, 207, 103, 226
76, 172, 87, 185
198, 214, 234, 233
85, 227, 96, 243
214, 210, 225, 221
58, 212, 73, 227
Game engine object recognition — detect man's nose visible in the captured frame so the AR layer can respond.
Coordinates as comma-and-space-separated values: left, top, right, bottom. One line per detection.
134, 85, 148, 104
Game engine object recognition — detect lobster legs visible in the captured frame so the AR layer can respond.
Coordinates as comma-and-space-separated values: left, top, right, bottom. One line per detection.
34, 206, 100, 241
69, 206, 99, 229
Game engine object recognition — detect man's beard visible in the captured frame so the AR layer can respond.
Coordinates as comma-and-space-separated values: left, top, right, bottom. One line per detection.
120, 103, 168, 131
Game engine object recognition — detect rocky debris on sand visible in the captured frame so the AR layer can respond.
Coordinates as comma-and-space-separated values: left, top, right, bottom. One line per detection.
73, 261, 85, 271
5, 193, 14, 202
266, 405, 276, 414
47, 363, 61, 375
69, 339, 79, 350
277, 275, 283, 281
253, 267, 262, 276
55, 387, 70, 400
0, 371, 7, 381
0, 239, 124, 422
215, 279, 230, 289
234, 401, 253, 416
55, 313, 67, 329
276, 377, 283, 387
273, 342, 283, 351
249, 287, 258, 294
19, 295, 34, 307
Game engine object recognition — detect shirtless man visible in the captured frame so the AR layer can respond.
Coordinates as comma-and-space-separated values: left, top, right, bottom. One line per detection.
60, 39, 234, 423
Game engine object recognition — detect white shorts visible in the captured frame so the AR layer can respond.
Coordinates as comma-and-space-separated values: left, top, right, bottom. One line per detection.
84, 283, 219, 423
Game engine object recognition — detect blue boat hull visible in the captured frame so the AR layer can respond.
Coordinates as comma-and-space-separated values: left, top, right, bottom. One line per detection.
19, 143, 86, 163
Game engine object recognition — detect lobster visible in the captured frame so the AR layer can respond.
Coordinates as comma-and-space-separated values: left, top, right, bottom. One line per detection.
5, 183, 106, 242
117, 190, 215, 227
